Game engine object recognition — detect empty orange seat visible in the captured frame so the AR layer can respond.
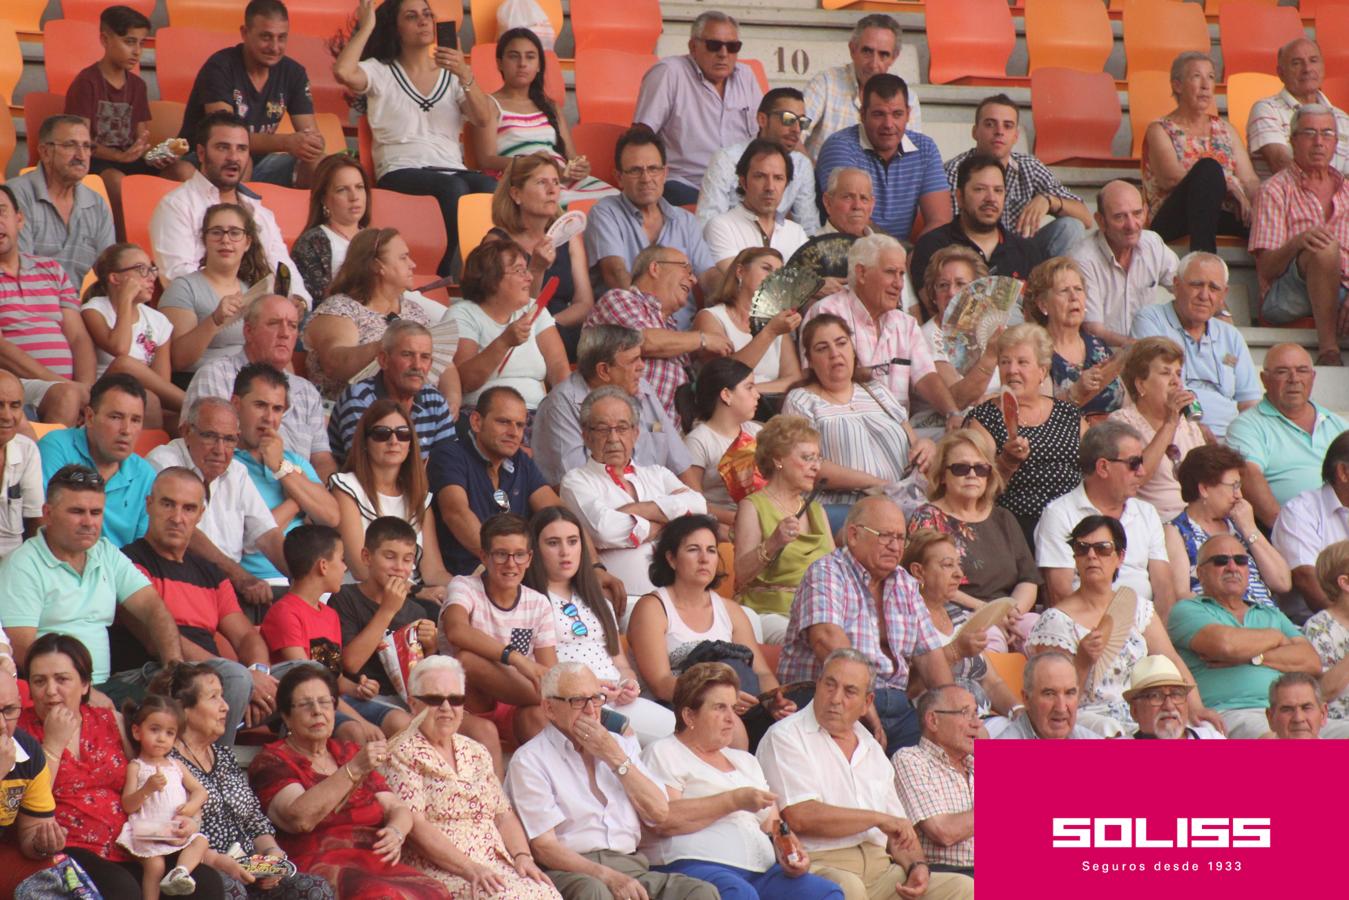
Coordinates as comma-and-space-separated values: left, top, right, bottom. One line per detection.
925, 0, 1016, 84
469, 43, 566, 108
1225, 72, 1283, 146
22, 91, 65, 167
369, 188, 447, 285
457, 192, 495, 261
59, 0, 156, 22
1, 0, 45, 33
1318, 7, 1349, 82
1123, 0, 1209, 78
0, 97, 15, 173
1025, 0, 1113, 75
574, 49, 657, 126
244, 182, 309, 247
1030, 68, 1123, 164
1219, 2, 1304, 77
43, 19, 102, 95
570, 122, 626, 187
0, 27, 22, 102
135, 429, 170, 456
284, 33, 350, 119
1320, 75, 1349, 110
1204, 0, 1275, 13
470, 0, 564, 47
743, 59, 770, 93
120, 174, 180, 260
164, 0, 243, 32
570, 0, 662, 54
154, 26, 235, 104
1128, 70, 1174, 158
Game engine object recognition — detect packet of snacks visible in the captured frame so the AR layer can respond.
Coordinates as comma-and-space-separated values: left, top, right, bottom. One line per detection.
378, 622, 425, 703
144, 136, 189, 166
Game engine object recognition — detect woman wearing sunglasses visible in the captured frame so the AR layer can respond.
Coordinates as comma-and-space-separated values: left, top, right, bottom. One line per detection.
329, 399, 451, 593
524, 506, 675, 746
908, 429, 1041, 650
1162, 443, 1290, 605
378, 655, 561, 899
1027, 515, 1218, 736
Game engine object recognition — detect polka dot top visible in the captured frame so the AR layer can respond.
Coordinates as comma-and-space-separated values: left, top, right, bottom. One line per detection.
966, 397, 1082, 520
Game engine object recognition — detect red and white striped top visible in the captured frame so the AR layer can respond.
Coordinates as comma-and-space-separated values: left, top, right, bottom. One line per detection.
0, 254, 78, 379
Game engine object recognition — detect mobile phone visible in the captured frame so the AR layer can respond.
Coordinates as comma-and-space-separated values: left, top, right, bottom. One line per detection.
436, 21, 457, 50
600, 708, 630, 736
274, 261, 291, 298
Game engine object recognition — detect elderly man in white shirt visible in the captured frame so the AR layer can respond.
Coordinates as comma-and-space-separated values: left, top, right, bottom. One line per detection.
148, 110, 310, 306
757, 649, 974, 900
1036, 421, 1175, 614
0, 371, 42, 560
505, 661, 717, 900
1273, 432, 1349, 612
560, 387, 707, 597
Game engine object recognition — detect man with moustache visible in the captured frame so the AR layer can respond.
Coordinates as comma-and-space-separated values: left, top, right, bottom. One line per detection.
1126, 656, 1215, 740
892, 685, 977, 877
994, 651, 1102, 739
1264, 671, 1328, 738
1069, 180, 1179, 348
0, 371, 44, 560
704, 140, 809, 269
909, 153, 1043, 294
8, 115, 115, 286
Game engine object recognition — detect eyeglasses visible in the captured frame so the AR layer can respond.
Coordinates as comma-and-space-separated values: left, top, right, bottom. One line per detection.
0, 704, 22, 721
1202, 554, 1250, 567
932, 707, 979, 721
113, 263, 159, 279
771, 110, 813, 130
588, 423, 634, 437
1069, 540, 1117, 558
1215, 479, 1242, 493
488, 549, 533, 565
653, 259, 693, 273
1293, 128, 1337, 140
1107, 455, 1145, 472
192, 428, 239, 447
367, 425, 413, 443
45, 140, 93, 153
855, 524, 904, 546
291, 697, 336, 713
492, 488, 510, 511
204, 226, 248, 241
414, 693, 466, 708
561, 601, 590, 637
551, 692, 608, 710
1134, 688, 1190, 706
946, 462, 992, 478
504, 265, 530, 277
697, 38, 743, 53
620, 164, 666, 179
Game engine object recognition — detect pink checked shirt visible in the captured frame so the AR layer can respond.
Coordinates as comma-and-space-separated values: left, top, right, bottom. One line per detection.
587, 287, 688, 422
802, 288, 936, 410
1248, 162, 1349, 297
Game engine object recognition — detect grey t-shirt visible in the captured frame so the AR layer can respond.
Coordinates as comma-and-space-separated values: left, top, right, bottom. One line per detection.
158, 271, 246, 371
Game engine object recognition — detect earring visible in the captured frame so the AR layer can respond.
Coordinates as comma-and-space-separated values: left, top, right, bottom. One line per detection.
321, 205, 330, 220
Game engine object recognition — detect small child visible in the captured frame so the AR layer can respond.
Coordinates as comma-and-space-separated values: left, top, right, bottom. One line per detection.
117, 694, 210, 899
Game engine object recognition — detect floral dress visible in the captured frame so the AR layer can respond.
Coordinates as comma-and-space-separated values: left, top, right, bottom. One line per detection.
300, 294, 432, 398
1028, 599, 1155, 725
1303, 611, 1349, 720
379, 729, 560, 899
1050, 328, 1125, 417
1143, 116, 1241, 221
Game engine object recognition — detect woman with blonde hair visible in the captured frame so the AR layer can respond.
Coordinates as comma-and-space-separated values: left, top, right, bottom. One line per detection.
694, 247, 801, 395
1025, 256, 1125, 420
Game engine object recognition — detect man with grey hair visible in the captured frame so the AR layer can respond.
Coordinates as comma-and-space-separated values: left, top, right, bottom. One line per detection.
803, 14, 924, 159
892, 684, 976, 877
185, 292, 335, 478
587, 245, 733, 422
8, 114, 115, 286
1248, 37, 1349, 179
995, 651, 1102, 739
802, 232, 960, 420
532, 324, 693, 487
1265, 671, 1328, 738
634, 11, 762, 207
1132, 251, 1261, 438
506, 661, 716, 900
560, 387, 706, 595
818, 167, 875, 238
326, 318, 458, 465
1249, 104, 1349, 365
759, 649, 974, 899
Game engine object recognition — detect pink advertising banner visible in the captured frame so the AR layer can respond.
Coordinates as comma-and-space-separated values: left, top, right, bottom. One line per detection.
976, 739, 1342, 896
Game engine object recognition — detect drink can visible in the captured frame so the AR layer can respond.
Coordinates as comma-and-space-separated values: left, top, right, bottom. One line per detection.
1183, 398, 1203, 421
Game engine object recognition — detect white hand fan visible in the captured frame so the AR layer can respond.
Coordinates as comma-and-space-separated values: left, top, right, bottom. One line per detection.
547, 210, 587, 249
1090, 587, 1138, 687
349, 317, 460, 385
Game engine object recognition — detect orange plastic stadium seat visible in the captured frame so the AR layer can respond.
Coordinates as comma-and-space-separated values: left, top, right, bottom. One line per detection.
284, 33, 349, 119
28, 422, 66, 440
925, 0, 1016, 84
135, 429, 170, 456
147, 100, 187, 148
426, 0, 464, 25
369, 188, 447, 282
22, 92, 65, 167
986, 652, 1027, 697
1025, 0, 1113, 75
1218, 2, 1305, 78
574, 49, 657, 125
470, 0, 564, 47
120, 175, 179, 260
0, 97, 15, 173
1225, 72, 1283, 146
155, 26, 236, 104
570, 122, 626, 187
1204, 0, 1276, 13
1320, 76, 1349, 110
0, 27, 22, 102
1030, 68, 1123, 164
18, 167, 111, 206
276, 111, 349, 160
43, 19, 103, 95
59, 0, 156, 23
1128, 70, 1174, 158
245, 182, 309, 247
164, 0, 246, 32
1318, 7, 1349, 81
570, 0, 662, 54
469, 43, 566, 107
1, 0, 46, 33
457, 192, 495, 261
743, 59, 770, 93
1122, 0, 1209, 78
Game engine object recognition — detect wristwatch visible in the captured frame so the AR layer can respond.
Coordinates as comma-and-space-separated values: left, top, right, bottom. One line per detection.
1251, 653, 1265, 667
248, 663, 271, 675
273, 459, 299, 480
613, 757, 632, 776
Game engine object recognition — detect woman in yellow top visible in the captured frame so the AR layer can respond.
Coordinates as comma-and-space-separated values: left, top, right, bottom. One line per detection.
732, 415, 834, 644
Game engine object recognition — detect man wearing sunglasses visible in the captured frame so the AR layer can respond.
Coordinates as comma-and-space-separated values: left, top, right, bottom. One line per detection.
1167, 533, 1337, 738
1036, 420, 1177, 614
634, 11, 762, 208
696, 88, 821, 233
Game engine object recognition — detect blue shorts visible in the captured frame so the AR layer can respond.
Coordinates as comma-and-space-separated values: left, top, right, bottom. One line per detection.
1261, 260, 1349, 323
342, 693, 408, 726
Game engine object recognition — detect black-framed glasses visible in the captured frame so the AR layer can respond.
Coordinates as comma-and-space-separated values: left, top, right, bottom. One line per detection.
550, 692, 608, 710
1069, 540, 1117, 558
561, 601, 590, 637
946, 462, 992, 478
588, 423, 634, 438
113, 263, 159, 279
1202, 554, 1250, 567
204, 226, 248, 241
414, 693, 466, 708
0, 704, 22, 721
45, 140, 93, 153
698, 38, 743, 53
367, 425, 413, 443
384, 312, 400, 324
771, 110, 813, 130
621, 164, 667, 179
1107, 455, 1145, 472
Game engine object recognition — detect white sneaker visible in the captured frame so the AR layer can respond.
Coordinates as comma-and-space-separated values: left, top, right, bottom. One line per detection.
160, 866, 196, 896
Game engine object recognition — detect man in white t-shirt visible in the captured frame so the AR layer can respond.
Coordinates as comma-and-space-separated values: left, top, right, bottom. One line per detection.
1036, 420, 1176, 614
0, 372, 42, 559
703, 140, 808, 270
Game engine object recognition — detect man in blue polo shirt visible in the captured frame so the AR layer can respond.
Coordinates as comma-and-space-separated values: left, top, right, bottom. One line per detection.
428, 385, 556, 575
815, 73, 951, 242
327, 320, 458, 466
38, 372, 156, 548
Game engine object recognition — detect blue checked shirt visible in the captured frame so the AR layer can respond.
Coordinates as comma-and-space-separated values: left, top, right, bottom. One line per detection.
327, 375, 456, 466
815, 125, 947, 241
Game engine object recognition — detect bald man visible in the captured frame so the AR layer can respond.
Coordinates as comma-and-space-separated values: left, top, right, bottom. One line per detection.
0, 371, 43, 560
1228, 343, 1349, 527
1247, 38, 1349, 179
1069, 180, 1180, 347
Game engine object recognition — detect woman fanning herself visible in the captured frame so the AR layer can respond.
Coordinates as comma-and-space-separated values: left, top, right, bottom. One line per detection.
1027, 515, 1220, 737
912, 245, 998, 431
524, 506, 676, 745
694, 248, 801, 396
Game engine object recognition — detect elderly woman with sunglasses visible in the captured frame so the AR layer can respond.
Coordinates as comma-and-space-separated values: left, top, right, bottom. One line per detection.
1027, 515, 1218, 737
377, 656, 560, 899
1162, 444, 1290, 604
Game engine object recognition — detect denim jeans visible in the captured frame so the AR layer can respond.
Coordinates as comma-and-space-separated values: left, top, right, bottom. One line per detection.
377, 167, 498, 275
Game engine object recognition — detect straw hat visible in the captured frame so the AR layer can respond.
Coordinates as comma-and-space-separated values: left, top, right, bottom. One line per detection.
1123, 655, 1193, 701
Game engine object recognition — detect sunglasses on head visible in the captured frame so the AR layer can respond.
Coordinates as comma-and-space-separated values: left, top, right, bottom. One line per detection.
1069, 540, 1117, 558
946, 462, 992, 478
414, 693, 467, 708
1203, 554, 1250, 567
699, 38, 743, 53
367, 425, 413, 443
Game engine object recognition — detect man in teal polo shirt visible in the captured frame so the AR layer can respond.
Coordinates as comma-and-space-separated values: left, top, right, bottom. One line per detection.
1166, 533, 1333, 738
37, 373, 157, 548
1227, 343, 1348, 528
232, 362, 339, 590
0, 465, 182, 689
